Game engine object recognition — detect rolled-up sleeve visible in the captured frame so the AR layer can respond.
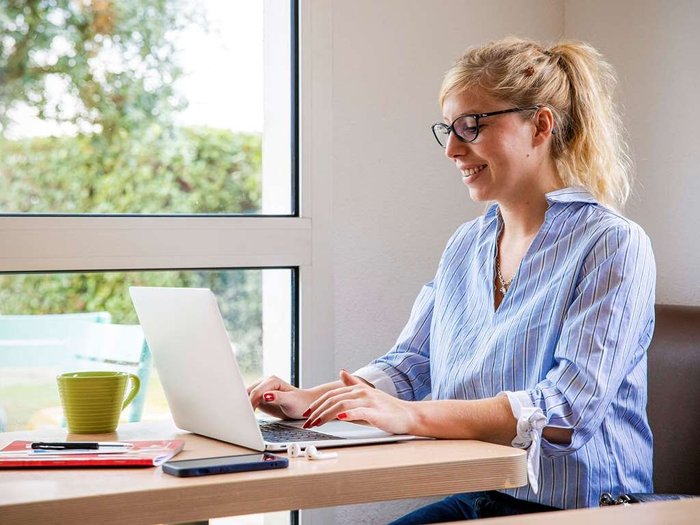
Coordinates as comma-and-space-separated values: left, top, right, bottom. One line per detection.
523, 222, 656, 457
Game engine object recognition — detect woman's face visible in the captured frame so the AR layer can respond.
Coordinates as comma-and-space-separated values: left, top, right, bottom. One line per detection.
441, 89, 546, 205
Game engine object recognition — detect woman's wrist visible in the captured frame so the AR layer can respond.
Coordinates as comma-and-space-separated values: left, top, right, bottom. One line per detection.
406, 400, 432, 436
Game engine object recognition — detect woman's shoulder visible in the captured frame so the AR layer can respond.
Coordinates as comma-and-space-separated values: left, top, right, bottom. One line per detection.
547, 187, 650, 244
567, 203, 654, 268
584, 203, 650, 243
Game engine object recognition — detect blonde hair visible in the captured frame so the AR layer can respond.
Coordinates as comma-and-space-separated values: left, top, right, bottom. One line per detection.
440, 37, 631, 210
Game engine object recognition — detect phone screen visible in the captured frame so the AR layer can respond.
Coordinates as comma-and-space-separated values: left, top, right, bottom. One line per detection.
162, 453, 288, 477
169, 453, 273, 469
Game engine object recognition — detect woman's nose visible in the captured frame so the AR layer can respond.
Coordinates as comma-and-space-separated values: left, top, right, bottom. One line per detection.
444, 132, 466, 159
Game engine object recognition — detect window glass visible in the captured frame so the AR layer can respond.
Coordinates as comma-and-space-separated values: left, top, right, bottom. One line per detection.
0, 268, 292, 432
0, 0, 292, 215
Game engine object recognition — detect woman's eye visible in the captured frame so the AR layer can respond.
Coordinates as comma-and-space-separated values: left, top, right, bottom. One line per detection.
456, 125, 477, 139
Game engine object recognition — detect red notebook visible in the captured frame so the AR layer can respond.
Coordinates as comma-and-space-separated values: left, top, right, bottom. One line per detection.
0, 440, 185, 468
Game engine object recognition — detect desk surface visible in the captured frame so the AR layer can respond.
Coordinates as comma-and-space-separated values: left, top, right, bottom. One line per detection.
1, 420, 526, 525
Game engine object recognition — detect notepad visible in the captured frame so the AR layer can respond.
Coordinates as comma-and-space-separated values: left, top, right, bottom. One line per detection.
0, 439, 184, 468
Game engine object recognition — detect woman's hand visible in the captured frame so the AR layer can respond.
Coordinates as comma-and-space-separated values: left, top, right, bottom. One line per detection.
247, 375, 320, 420
302, 370, 419, 435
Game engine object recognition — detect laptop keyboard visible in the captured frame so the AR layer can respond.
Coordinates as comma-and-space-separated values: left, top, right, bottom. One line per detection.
259, 421, 345, 443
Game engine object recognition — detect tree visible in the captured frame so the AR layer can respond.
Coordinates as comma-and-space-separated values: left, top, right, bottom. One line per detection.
0, 0, 192, 139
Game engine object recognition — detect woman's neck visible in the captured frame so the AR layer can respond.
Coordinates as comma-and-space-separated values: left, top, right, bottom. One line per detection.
498, 159, 563, 239
498, 191, 551, 240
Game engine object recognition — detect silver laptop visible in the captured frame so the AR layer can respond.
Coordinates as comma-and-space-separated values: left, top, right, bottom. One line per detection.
129, 286, 417, 452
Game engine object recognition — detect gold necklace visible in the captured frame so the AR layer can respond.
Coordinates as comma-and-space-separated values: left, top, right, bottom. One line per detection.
496, 256, 512, 295
495, 229, 512, 295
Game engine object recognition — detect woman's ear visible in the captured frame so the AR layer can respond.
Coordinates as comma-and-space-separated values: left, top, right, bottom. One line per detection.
532, 106, 555, 147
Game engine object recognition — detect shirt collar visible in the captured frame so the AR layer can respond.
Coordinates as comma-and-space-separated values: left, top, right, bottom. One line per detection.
484, 186, 597, 221
544, 186, 598, 205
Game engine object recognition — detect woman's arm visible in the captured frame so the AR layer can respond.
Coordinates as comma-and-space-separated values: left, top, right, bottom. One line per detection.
304, 371, 572, 445
507, 222, 655, 456
248, 275, 437, 420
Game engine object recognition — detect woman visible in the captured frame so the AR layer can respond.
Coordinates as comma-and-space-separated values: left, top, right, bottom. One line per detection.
248, 37, 655, 522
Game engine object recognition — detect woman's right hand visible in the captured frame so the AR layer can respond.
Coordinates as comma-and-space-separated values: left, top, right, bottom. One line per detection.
247, 375, 320, 420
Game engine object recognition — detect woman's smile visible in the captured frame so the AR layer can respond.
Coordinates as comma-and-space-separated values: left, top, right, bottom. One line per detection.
460, 163, 487, 182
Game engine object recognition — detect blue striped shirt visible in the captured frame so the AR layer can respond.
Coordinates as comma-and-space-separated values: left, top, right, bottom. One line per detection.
357, 187, 656, 509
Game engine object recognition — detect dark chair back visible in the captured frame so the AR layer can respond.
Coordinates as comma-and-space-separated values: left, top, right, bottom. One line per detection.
647, 304, 700, 495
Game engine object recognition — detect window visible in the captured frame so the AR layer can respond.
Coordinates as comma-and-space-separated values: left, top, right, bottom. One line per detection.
1, 3, 303, 523
0, 0, 294, 216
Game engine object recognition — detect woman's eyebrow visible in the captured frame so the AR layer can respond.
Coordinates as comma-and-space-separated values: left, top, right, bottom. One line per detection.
444, 110, 478, 122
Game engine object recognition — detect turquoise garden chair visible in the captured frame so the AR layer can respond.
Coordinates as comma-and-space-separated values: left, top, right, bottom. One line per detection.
0, 313, 150, 431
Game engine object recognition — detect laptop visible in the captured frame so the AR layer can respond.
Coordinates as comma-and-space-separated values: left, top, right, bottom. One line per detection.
129, 286, 417, 452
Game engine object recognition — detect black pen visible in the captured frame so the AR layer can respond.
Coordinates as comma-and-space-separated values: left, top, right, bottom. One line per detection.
30, 442, 132, 450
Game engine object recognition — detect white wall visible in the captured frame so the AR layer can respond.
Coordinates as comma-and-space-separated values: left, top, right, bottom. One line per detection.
564, 0, 700, 306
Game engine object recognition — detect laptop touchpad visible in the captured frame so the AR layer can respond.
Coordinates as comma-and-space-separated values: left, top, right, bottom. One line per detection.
315, 420, 393, 438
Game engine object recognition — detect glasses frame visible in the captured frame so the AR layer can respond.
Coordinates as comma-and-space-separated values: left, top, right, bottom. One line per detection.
431, 105, 541, 148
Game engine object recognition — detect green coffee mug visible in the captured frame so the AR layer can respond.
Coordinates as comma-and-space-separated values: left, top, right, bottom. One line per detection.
57, 371, 140, 434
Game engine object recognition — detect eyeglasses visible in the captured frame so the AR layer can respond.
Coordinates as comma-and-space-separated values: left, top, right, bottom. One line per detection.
431, 106, 541, 148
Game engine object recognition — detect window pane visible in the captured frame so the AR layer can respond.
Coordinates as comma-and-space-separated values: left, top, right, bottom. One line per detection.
0, 268, 292, 432
0, 0, 292, 215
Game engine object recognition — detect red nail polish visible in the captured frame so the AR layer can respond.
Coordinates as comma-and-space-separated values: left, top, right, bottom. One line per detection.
263, 393, 274, 402
337, 412, 347, 420
302, 408, 311, 418
311, 419, 320, 427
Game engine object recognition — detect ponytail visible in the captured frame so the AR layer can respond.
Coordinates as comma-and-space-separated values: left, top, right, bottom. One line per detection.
550, 42, 631, 210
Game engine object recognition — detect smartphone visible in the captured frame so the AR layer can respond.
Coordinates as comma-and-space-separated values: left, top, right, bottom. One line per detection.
162, 452, 288, 477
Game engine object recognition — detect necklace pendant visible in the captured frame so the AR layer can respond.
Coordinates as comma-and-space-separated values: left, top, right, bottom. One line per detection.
499, 286, 507, 295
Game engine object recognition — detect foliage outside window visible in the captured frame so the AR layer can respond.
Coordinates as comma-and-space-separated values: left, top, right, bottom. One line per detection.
0, 0, 262, 214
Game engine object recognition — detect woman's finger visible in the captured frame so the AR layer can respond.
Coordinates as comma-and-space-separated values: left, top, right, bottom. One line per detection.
302, 385, 358, 417
248, 375, 291, 408
246, 378, 264, 395
304, 397, 371, 428
303, 388, 377, 427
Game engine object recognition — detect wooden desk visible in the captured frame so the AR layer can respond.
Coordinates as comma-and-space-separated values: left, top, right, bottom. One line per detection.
463, 497, 700, 525
0, 421, 526, 525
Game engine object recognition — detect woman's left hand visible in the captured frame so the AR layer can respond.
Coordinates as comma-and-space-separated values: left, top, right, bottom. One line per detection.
302, 369, 419, 435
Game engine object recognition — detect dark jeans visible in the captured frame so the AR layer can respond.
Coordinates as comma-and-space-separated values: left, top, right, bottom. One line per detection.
389, 491, 559, 524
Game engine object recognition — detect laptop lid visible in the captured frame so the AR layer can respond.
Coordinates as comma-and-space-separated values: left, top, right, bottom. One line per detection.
130, 286, 266, 450
129, 286, 416, 451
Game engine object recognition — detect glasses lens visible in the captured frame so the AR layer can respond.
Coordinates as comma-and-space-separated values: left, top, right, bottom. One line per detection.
453, 115, 478, 143
432, 124, 450, 147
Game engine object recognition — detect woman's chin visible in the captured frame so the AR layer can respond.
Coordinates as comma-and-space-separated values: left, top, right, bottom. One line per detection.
463, 182, 490, 202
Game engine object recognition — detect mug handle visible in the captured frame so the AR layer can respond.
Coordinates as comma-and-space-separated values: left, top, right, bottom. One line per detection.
121, 373, 141, 411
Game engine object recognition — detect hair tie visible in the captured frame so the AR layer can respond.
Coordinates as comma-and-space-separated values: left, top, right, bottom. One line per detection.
523, 66, 535, 77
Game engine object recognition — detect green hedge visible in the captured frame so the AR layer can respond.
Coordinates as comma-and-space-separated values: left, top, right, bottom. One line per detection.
0, 127, 261, 214
0, 128, 265, 374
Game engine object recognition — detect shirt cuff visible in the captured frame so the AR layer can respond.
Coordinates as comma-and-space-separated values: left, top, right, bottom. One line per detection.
353, 365, 398, 397
500, 390, 547, 494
